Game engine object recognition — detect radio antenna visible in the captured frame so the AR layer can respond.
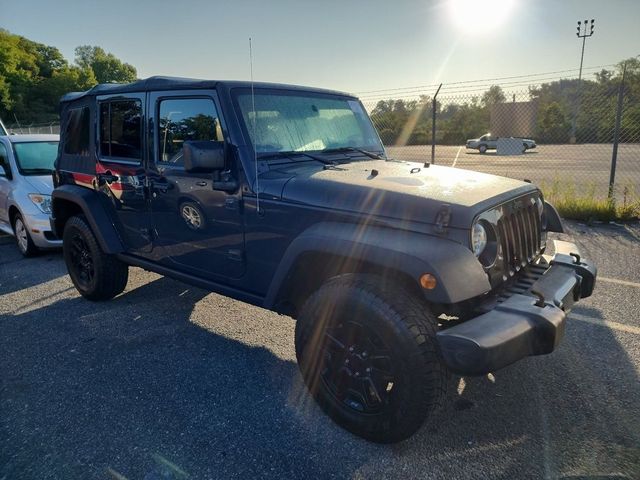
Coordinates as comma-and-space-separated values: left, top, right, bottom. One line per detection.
249, 37, 260, 214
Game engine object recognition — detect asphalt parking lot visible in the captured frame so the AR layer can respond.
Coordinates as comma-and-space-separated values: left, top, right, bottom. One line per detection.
1, 222, 639, 480
386, 144, 640, 199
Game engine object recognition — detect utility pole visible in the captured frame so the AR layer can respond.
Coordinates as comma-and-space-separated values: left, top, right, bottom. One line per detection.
429, 83, 442, 167
570, 19, 595, 143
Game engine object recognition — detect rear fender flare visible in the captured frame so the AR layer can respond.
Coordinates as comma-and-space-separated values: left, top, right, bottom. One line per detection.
51, 185, 124, 253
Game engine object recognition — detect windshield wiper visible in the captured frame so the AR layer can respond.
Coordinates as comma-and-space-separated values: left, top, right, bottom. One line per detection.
21, 168, 53, 174
257, 151, 334, 165
319, 147, 385, 160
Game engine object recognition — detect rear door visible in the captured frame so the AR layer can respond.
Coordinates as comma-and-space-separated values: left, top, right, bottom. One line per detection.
147, 90, 245, 281
95, 93, 152, 253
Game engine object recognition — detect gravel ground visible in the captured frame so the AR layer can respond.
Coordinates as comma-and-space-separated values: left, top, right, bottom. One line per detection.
0, 222, 639, 480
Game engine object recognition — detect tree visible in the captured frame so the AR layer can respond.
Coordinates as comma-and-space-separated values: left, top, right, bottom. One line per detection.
537, 102, 570, 143
481, 85, 506, 108
75, 46, 137, 84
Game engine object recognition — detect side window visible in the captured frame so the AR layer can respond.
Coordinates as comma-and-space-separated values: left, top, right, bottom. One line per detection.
63, 106, 90, 155
158, 97, 222, 165
99, 99, 142, 161
0, 143, 9, 177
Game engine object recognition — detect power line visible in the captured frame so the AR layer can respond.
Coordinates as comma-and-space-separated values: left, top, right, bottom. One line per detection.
353, 63, 616, 96
357, 71, 604, 101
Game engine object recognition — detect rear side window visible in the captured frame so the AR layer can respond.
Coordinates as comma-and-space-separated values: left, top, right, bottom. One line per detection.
63, 107, 90, 155
99, 99, 142, 161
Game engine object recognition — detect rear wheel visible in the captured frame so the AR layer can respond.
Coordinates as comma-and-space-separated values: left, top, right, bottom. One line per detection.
63, 215, 128, 301
13, 213, 38, 257
295, 274, 449, 443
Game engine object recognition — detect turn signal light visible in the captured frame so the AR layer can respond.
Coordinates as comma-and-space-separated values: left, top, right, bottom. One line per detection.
420, 273, 437, 290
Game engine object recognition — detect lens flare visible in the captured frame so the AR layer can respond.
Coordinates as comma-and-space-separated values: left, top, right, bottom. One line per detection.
448, 0, 516, 34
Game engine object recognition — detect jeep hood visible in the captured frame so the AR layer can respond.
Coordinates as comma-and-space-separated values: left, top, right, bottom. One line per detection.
264, 160, 537, 229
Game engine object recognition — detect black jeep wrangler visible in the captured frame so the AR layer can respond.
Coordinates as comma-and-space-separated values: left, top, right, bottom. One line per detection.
51, 77, 596, 443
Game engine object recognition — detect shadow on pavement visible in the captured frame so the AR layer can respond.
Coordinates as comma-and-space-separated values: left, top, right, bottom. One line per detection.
0, 245, 64, 295
1, 272, 638, 478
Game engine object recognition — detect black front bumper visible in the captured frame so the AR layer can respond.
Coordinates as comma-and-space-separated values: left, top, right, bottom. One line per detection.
436, 240, 597, 376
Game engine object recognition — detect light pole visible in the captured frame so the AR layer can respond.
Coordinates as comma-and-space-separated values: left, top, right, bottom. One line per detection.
570, 19, 595, 143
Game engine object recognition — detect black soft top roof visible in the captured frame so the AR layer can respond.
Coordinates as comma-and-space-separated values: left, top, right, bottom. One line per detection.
60, 76, 354, 103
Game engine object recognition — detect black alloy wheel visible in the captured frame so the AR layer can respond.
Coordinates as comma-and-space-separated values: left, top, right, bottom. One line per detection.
68, 232, 95, 289
320, 320, 396, 415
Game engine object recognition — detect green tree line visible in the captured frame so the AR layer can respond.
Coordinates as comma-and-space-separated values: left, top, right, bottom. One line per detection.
369, 58, 640, 145
0, 29, 137, 125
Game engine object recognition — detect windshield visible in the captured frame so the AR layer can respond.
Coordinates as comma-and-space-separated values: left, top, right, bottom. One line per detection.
13, 141, 59, 175
234, 90, 383, 156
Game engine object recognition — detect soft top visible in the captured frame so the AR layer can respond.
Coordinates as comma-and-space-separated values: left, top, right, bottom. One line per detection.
61, 76, 354, 103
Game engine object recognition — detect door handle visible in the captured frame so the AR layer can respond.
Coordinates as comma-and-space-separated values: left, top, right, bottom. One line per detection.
195, 181, 208, 187
97, 172, 119, 185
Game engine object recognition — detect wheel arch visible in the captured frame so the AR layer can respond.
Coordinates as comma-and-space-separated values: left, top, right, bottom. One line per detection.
8, 204, 21, 227
264, 222, 491, 316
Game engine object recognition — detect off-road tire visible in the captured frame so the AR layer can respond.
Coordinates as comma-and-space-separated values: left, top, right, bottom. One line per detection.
295, 274, 449, 443
13, 213, 38, 257
63, 215, 128, 301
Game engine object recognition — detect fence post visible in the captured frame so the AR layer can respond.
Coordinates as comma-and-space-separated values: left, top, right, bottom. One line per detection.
609, 62, 627, 198
429, 83, 442, 167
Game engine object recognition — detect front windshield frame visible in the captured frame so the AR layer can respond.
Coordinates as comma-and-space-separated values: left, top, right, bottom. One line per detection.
12, 141, 60, 176
231, 88, 385, 160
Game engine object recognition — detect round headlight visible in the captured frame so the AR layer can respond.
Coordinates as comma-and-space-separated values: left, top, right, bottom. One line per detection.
472, 222, 488, 257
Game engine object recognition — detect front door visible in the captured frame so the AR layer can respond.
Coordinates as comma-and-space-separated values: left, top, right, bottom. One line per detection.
0, 142, 11, 227
147, 92, 245, 281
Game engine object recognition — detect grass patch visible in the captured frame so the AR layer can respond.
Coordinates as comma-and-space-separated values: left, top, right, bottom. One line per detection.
540, 180, 640, 222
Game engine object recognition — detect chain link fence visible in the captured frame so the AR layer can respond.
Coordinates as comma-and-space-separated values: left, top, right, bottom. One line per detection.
4, 75, 639, 211
361, 77, 640, 206
6, 122, 60, 135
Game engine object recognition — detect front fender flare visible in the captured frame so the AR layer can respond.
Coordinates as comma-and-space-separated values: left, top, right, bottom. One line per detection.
544, 201, 564, 233
264, 222, 491, 308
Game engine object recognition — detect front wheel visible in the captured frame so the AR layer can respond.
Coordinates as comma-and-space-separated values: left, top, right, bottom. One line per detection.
13, 213, 38, 257
63, 215, 128, 301
478, 144, 487, 154
295, 274, 449, 443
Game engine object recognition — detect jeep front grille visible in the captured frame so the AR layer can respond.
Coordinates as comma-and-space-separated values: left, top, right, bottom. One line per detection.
497, 203, 541, 275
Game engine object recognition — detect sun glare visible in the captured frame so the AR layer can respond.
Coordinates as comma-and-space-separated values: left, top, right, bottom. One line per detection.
448, 0, 516, 34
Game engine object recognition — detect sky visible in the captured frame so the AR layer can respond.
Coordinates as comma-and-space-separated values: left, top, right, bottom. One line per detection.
1, 0, 639, 97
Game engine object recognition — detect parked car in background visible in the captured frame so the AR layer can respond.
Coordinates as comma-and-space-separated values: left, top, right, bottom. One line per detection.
0, 134, 61, 255
466, 133, 536, 153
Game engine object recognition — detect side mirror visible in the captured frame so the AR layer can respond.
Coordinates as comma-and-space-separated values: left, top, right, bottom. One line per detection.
0, 163, 11, 180
183, 141, 225, 173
